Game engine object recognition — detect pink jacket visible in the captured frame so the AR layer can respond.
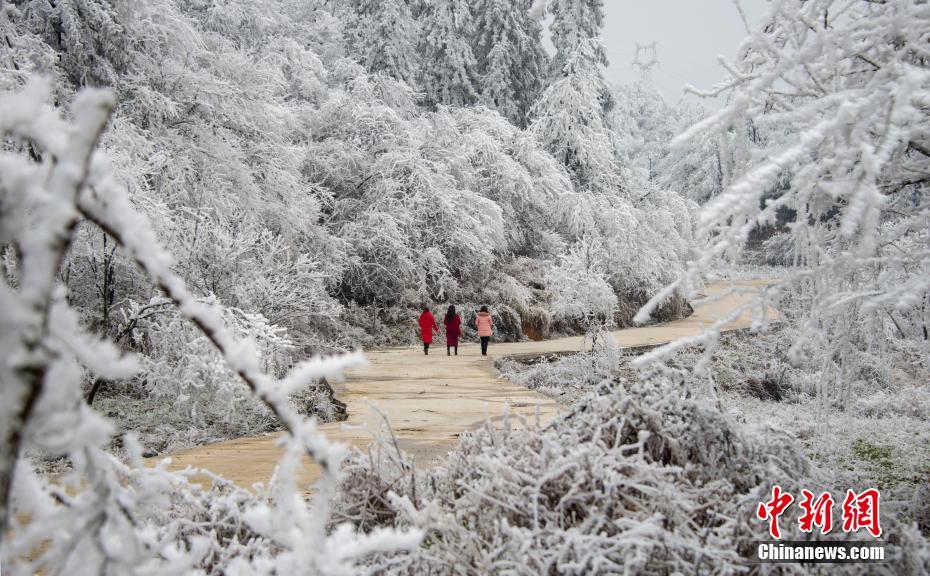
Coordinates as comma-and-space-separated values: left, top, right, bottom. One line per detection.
475, 311, 493, 337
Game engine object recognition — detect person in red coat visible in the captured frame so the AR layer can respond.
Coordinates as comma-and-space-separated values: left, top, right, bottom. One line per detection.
443, 305, 462, 356
418, 307, 439, 355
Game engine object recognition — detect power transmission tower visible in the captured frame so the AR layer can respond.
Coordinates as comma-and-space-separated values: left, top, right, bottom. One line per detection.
632, 41, 659, 85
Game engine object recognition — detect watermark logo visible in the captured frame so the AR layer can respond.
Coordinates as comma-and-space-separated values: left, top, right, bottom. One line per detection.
756, 485, 794, 539
756, 486, 882, 539
754, 486, 888, 564
755, 541, 888, 563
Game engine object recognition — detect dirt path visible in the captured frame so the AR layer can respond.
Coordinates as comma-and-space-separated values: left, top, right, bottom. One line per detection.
160, 279, 772, 489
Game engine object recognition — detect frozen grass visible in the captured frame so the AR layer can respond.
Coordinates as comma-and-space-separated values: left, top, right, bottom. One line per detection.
497, 347, 639, 406
88, 381, 345, 456
496, 303, 930, 538
334, 367, 930, 574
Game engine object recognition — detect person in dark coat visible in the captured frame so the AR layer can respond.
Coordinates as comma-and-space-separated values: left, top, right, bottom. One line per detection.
418, 307, 438, 355
443, 305, 462, 356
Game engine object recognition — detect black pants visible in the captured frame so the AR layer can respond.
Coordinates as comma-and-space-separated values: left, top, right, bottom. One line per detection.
447, 345, 458, 355
423, 342, 430, 355
480, 336, 490, 356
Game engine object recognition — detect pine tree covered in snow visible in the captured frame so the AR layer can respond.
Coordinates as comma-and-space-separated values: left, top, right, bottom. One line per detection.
418, 0, 479, 107
342, 0, 420, 86
472, 0, 549, 127
531, 37, 617, 191
548, 0, 606, 77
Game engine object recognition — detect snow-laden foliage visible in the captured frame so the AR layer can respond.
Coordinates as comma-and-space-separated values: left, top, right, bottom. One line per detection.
609, 82, 724, 205
0, 79, 420, 575
532, 38, 617, 191
341, 0, 420, 87
529, 9, 696, 327
418, 0, 479, 108
656, 99, 725, 204
548, 0, 606, 76
0, 0, 696, 453
334, 372, 925, 574
305, 84, 575, 310
472, 0, 549, 127
611, 83, 679, 183
638, 0, 930, 404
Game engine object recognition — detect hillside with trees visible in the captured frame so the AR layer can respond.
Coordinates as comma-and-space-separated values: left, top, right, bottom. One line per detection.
1, 0, 928, 574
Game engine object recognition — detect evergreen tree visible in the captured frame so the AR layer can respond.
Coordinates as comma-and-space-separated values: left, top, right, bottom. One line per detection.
611, 83, 679, 183
343, 0, 420, 86
548, 0, 606, 76
530, 38, 615, 190
473, 0, 548, 127
20, 0, 133, 88
419, 0, 479, 107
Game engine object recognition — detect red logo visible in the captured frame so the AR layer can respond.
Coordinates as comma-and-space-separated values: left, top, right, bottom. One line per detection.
842, 489, 882, 537
757, 487, 882, 539
798, 490, 835, 535
757, 485, 794, 539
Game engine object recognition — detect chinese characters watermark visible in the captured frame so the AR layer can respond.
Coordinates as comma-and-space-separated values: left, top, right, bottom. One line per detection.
756, 486, 882, 539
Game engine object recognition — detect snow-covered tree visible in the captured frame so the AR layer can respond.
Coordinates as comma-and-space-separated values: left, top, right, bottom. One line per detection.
343, 0, 420, 86
17, 0, 133, 88
418, 0, 479, 107
548, 0, 606, 76
0, 79, 420, 575
547, 235, 616, 326
473, 0, 549, 127
530, 38, 617, 191
655, 100, 724, 204
611, 83, 678, 183
641, 0, 930, 402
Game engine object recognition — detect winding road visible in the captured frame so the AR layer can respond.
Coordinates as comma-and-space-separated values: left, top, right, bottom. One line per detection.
161, 279, 771, 489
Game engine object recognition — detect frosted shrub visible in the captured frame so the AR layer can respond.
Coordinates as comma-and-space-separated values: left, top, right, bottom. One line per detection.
755, 231, 797, 267
334, 374, 815, 574
338, 370, 929, 574
547, 235, 617, 328
497, 334, 628, 403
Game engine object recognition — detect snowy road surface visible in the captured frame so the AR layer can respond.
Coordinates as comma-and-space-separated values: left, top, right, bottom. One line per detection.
159, 279, 774, 489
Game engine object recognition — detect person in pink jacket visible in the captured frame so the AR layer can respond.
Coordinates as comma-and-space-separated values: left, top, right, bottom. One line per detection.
475, 305, 493, 356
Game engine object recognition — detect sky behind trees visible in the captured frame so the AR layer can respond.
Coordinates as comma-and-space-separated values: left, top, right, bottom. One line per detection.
599, 0, 769, 104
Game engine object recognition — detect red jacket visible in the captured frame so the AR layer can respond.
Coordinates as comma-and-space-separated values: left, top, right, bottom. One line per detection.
443, 314, 461, 346
418, 311, 438, 344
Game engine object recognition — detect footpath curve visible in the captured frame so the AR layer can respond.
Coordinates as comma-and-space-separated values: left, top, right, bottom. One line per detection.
162, 279, 771, 488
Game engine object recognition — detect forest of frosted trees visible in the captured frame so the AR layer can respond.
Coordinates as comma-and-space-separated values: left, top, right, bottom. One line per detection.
1, 0, 928, 574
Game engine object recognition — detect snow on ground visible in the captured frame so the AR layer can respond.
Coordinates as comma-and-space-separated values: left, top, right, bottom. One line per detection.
498, 281, 930, 539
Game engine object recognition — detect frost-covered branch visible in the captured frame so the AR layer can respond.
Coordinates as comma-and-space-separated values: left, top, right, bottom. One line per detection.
1, 79, 419, 575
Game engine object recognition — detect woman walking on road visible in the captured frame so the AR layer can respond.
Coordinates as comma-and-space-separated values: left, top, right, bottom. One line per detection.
418, 307, 438, 355
475, 305, 493, 356
443, 305, 462, 356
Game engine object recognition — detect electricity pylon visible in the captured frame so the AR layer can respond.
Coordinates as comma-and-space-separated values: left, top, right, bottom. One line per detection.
632, 41, 659, 86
